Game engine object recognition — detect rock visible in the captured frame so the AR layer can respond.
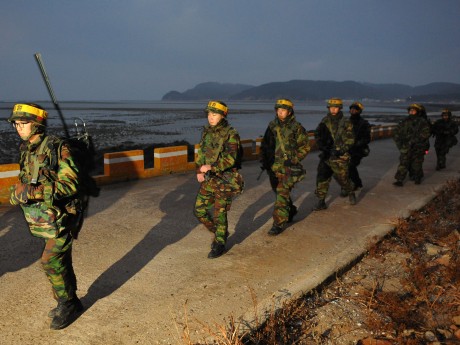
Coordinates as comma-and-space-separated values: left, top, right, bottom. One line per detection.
425, 243, 446, 256
401, 329, 415, 337
425, 331, 438, 342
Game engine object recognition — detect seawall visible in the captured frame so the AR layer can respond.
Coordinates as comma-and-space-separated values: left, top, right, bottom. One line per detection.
0, 124, 396, 205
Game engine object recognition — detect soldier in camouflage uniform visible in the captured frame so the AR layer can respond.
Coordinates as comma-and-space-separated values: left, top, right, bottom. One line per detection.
432, 108, 458, 170
260, 99, 310, 235
194, 101, 244, 258
393, 103, 431, 186
8, 103, 83, 330
314, 98, 356, 210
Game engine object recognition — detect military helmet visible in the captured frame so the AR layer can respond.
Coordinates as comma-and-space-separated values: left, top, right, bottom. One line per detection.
327, 98, 343, 109
441, 108, 452, 117
8, 103, 48, 126
349, 101, 364, 112
274, 99, 294, 112
407, 103, 423, 112
205, 100, 228, 116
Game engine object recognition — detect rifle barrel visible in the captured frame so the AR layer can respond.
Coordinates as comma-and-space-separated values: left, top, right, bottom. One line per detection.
34, 53, 70, 138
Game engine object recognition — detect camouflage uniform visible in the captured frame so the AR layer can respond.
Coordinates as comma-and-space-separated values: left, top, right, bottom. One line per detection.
260, 113, 310, 230
10, 133, 81, 301
393, 110, 431, 184
314, 112, 355, 200
9, 103, 83, 329
432, 112, 458, 170
194, 118, 243, 246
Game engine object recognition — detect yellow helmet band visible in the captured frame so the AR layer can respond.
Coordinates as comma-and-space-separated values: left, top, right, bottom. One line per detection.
275, 99, 294, 108
13, 104, 48, 119
206, 101, 228, 115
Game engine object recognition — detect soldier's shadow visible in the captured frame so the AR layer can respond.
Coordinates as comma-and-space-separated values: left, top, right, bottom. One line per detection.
0, 207, 43, 277
226, 188, 274, 250
81, 177, 199, 311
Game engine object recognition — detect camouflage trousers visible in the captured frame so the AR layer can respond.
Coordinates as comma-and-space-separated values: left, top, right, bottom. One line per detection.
315, 157, 354, 200
268, 170, 297, 227
194, 178, 233, 244
41, 231, 77, 301
395, 149, 425, 181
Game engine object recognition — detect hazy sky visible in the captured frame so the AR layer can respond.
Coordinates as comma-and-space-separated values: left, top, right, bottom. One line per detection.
1, 1, 459, 101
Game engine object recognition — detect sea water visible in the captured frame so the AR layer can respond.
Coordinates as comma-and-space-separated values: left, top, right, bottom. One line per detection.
0, 100, 407, 151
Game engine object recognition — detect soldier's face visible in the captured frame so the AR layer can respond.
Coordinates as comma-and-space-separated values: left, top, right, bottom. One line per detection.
276, 108, 290, 122
13, 121, 33, 140
409, 109, 418, 116
329, 106, 340, 115
442, 114, 449, 121
350, 108, 360, 116
207, 111, 224, 126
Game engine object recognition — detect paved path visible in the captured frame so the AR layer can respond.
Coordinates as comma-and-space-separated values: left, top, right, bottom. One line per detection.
1, 139, 459, 344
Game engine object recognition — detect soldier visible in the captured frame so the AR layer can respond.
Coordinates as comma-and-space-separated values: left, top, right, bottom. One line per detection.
432, 108, 458, 170
314, 98, 356, 210
194, 101, 244, 258
347, 102, 371, 191
260, 99, 310, 235
393, 103, 432, 186
8, 103, 83, 330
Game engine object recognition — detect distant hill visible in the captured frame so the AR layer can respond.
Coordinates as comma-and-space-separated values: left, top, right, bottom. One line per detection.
162, 82, 254, 100
162, 80, 460, 102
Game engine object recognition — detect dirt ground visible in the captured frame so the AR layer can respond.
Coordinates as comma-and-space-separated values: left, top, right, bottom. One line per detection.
197, 179, 460, 345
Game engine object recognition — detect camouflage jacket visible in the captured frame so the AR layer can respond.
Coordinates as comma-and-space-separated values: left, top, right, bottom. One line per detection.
393, 115, 431, 151
11, 133, 80, 238
260, 114, 310, 174
315, 112, 355, 159
196, 119, 243, 192
432, 118, 459, 148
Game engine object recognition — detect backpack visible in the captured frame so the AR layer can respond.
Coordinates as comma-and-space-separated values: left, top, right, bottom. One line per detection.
32, 118, 100, 238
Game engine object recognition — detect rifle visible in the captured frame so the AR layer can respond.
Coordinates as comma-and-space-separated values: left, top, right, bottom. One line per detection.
34, 53, 70, 138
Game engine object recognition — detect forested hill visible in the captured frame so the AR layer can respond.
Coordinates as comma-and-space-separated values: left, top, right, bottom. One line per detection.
162, 80, 460, 102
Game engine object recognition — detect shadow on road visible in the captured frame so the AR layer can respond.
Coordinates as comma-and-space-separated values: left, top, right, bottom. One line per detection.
227, 189, 273, 249
81, 178, 200, 310
0, 207, 42, 277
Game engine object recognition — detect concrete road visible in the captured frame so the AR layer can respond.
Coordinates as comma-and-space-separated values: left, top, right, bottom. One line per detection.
1, 138, 459, 344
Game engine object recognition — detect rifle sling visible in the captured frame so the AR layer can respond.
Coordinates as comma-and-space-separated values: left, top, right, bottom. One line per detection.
31, 136, 49, 184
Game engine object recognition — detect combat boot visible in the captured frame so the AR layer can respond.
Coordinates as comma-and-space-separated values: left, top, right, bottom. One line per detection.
313, 199, 327, 211
340, 189, 347, 197
208, 241, 225, 259
268, 224, 285, 236
414, 178, 421, 185
48, 297, 83, 318
393, 180, 403, 187
349, 192, 356, 205
50, 298, 84, 330
288, 205, 297, 223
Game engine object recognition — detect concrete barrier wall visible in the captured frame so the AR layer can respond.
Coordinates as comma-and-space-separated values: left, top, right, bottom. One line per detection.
0, 125, 396, 205
0, 163, 20, 204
